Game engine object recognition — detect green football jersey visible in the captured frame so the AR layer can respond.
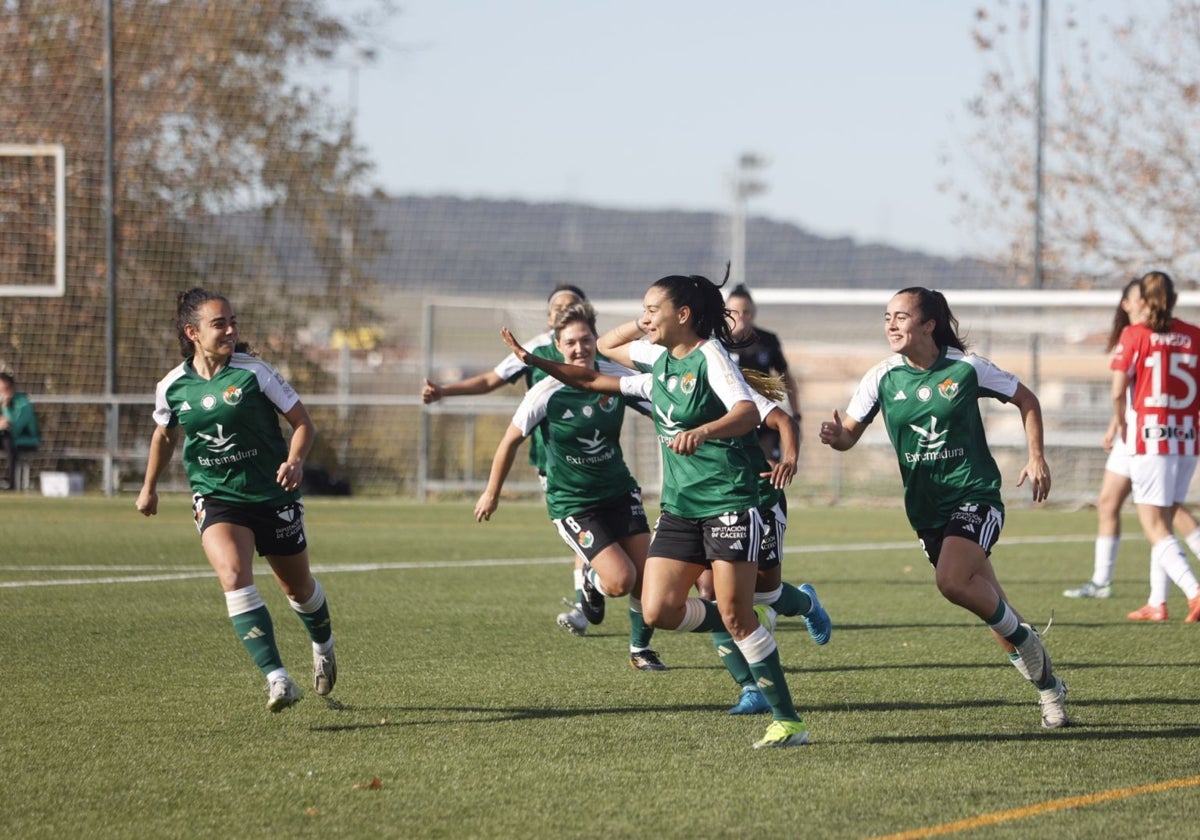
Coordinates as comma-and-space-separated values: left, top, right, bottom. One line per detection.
510, 360, 638, 519
845, 346, 1019, 530
153, 354, 301, 506
626, 339, 760, 519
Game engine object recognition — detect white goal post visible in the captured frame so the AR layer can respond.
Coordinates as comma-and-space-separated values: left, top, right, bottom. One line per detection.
0, 143, 66, 297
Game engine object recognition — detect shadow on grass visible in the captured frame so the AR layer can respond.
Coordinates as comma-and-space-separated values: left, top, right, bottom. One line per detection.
307, 701, 729, 732
867, 725, 1200, 744
798, 620, 1157, 632
308, 696, 1200, 737
788, 659, 1200, 674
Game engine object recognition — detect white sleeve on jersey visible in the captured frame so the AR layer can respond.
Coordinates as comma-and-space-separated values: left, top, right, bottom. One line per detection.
151, 364, 187, 427
845, 357, 900, 424
750, 390, 783, 423
961, 352, 1020, 400
239, 355, 300, 414
509, 376, 563, 437
700, 341, 754, 409
493, 331, 554, 381
618, 372, 654, 401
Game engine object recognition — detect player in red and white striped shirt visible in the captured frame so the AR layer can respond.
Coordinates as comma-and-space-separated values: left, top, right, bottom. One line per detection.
1111, 270, 1200, 622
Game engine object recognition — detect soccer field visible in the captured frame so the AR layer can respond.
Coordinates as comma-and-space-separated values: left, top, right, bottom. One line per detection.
2, 496, 1199, 839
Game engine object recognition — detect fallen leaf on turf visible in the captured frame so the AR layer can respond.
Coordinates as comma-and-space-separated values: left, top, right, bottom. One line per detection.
354, 776, 383, 790
305, 807, 319, 817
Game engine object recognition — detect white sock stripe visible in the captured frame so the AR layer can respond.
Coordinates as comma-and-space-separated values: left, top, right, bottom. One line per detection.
754, 586, 783, 606
628, 596, 642, 613
734, 624, 777, 663
289, 579, 325, 614
989, 600, 1020, 637
224, 584, 264, 617
676, 597, 707, 632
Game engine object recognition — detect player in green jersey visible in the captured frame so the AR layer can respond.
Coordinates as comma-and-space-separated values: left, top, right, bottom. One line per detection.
475, 302, 665, 670
502, 272, 812, 749
136, 288, 336, 712
423, 285, 603, 635
598, 331, 832, 716
819, 287, 1068, 729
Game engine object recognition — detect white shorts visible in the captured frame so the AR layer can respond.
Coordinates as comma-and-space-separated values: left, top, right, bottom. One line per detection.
1129, 453, 1198, 507
1104, 438, 1131, 479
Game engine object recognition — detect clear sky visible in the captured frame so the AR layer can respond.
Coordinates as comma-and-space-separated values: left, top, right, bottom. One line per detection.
343, 0, 1134, 261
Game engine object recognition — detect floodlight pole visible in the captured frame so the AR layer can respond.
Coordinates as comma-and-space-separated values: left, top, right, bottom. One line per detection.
103, 0, 118, 495
1030, 0, 1048, 392
730, 152, 768, 288
336, 48, 375, 467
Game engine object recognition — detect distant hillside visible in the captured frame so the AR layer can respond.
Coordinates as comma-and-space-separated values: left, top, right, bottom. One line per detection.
364, 196, 1015, 297
219, 195, 1017, 298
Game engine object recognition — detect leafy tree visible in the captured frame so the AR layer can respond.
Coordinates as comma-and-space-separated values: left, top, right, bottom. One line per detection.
0, 0, 390, 398
959, 1, 1200, 287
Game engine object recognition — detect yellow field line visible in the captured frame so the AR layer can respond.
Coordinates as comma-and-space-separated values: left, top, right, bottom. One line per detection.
867, 774, 1200, 840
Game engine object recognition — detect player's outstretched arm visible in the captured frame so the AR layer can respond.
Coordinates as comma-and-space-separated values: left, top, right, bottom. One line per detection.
499, 328, 622, 394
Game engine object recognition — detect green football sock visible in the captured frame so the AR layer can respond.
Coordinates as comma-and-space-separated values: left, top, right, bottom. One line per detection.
747, 649, 800, 721
629, 606, 655, 649
289, 580, 333, 645
682, 598, 727, 633
230, 605, 283, 677
712, 630, 754, 688
768, 582, 811, 617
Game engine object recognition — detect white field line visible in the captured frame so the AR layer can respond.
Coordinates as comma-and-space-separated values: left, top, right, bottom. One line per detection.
0, 534, 1095, 589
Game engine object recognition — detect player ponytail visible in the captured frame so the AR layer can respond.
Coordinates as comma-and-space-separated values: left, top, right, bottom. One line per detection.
651, 264, 740, 345
1139, 270, 1177, 334
176, 288, 252, 358
897, 286, 967, 352
741, 368, 786, 403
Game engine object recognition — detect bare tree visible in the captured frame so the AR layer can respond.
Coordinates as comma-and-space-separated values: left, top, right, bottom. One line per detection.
958, 1, 1200, 287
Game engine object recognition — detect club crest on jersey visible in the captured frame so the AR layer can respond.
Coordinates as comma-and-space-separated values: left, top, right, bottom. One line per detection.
680, 373, 697, 395
598, 395, 618, 413
578, 530, 594, 549
937, 378, 959, 400
201, 394, 217, 410
222, 385, 244, 406
916, 385, 933, 402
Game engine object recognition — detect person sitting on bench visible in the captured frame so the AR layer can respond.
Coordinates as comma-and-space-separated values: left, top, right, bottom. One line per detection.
0, 372, 40, 490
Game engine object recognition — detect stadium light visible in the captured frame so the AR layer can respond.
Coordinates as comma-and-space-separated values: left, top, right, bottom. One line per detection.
730, 152, 768, 288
